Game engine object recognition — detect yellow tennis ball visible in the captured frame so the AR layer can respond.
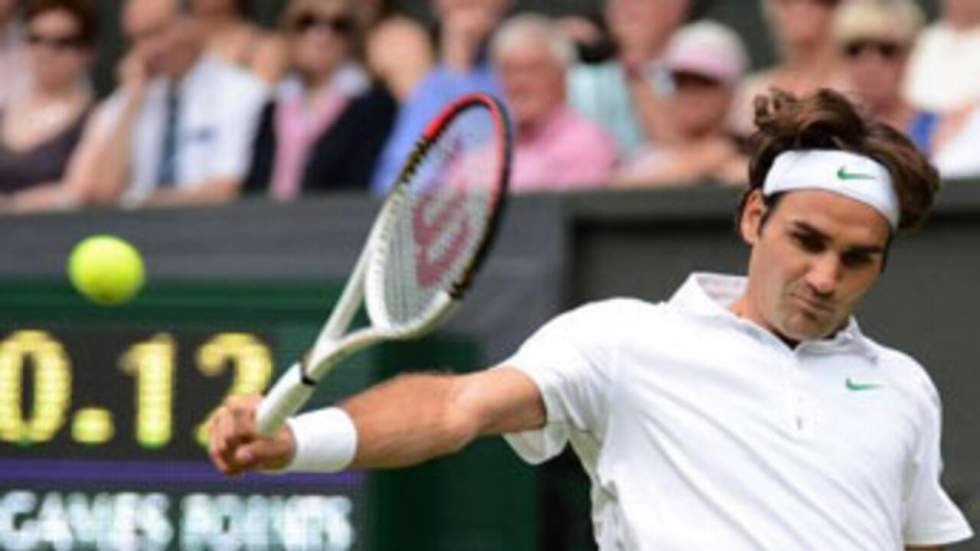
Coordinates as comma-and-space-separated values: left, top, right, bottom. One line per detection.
68, 235, 145, 305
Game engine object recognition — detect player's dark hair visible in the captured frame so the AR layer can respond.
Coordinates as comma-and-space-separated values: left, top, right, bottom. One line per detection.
25, 0, 99, 47
735, 88, 940, 234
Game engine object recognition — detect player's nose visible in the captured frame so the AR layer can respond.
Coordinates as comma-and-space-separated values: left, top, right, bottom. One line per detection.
805, 254, 840, 297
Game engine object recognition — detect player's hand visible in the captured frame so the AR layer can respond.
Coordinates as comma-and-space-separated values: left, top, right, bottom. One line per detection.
208, 395, 296, 476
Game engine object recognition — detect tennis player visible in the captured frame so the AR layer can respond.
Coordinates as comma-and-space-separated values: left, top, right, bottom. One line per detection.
209, 89, 973, 550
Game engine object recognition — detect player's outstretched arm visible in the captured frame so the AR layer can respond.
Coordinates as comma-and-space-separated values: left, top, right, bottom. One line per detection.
209, 366, 544, 476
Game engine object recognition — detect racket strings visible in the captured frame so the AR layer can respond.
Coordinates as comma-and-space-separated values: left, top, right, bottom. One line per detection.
375, 105, 501, 328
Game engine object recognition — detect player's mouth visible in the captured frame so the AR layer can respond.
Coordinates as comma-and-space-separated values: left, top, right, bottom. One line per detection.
791, 294, 835, 316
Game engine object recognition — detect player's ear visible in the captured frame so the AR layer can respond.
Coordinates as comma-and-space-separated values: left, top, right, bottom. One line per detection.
739, 189, 766, 246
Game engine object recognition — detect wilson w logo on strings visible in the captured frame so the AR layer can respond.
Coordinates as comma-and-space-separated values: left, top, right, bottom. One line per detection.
413, 188, 472, 287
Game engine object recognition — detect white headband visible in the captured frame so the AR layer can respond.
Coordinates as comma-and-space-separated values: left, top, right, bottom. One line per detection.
763, 150, 901, 230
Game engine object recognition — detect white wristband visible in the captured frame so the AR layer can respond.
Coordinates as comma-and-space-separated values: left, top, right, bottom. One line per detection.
283, 407, 358, 473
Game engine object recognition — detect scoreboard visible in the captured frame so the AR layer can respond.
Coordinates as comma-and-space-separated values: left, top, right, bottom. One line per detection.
0, 327, 370, 551
0, 280, 379, 551
0, 280, 536, 551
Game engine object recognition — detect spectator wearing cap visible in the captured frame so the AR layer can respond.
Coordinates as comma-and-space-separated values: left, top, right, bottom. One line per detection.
369, 0, 510, 195
492, 14, 616, 193
68, 0, 268, 208
0, 0, 28, 108
0, 0, 96, 213
614, 21, 749, 188
732, 0, 846, 136
567, 0, 690, 157
904, 0, 980, 112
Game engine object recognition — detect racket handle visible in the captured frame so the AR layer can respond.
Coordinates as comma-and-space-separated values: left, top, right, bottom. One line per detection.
256, 363, 315, 437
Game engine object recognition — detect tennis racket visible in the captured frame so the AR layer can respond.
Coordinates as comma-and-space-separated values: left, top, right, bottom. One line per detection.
255, 93, 512, 436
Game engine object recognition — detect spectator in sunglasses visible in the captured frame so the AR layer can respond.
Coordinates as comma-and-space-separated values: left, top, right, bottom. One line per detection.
243, 0, 396, 199
732, 0, 846, 136
0, 0, 28, 109
614, 20, 749, 188
835, 0, 980, 180
64, 0, 268, 208
905, 0, 980, 112
834, 0, 933, 151
190, 0, 287, 85
0, 0, 96, 213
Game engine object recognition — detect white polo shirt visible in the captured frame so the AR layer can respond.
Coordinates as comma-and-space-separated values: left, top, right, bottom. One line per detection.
94, 54, 267, 200
504, 272, 972, 550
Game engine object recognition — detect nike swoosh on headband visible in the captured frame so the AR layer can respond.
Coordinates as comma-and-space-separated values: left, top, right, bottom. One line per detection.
837, 166, 877, 181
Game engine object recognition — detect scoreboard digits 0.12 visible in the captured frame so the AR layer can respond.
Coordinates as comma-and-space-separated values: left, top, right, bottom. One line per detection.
0, 326, 368, 551
0, 330, 273, 451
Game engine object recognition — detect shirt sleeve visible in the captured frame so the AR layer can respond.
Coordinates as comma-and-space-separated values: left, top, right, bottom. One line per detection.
501, 303, 617, 465
902, 377, 974, 546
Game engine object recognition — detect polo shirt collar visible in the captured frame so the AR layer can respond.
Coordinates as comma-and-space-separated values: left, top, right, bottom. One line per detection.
669, 272, 878, 360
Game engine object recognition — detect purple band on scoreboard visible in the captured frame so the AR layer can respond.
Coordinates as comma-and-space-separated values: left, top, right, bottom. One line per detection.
0, 459, 365, 488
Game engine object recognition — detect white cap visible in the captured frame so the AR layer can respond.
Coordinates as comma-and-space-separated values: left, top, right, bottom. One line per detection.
663, 20, 749, 86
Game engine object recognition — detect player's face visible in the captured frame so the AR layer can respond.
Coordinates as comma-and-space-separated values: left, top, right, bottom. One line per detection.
738, 189, 891, 342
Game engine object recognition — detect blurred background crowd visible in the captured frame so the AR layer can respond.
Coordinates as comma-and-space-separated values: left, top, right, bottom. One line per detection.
0, 0, 978, 214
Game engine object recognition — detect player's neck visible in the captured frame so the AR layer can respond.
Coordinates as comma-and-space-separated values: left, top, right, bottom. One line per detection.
729, 296, 801, 349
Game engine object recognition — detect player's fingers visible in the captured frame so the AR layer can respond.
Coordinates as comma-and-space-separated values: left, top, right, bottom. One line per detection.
226, 395, 261, 438
222, 406, 256, 453
208, 409, 234, 475
216, 408, 246, 467
234, 435, 292, 472
217, 413, 246, 476
209, 407, 229, 454
226, 394, 261, 417
212, 409, 234, 456
210, 445, 232, 475
234, 441, 261, 470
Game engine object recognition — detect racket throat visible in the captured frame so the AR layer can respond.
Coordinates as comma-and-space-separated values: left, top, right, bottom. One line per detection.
299, 353, 318, 386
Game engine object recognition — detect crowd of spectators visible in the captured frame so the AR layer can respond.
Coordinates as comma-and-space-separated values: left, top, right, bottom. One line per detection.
1, 0, 980, 214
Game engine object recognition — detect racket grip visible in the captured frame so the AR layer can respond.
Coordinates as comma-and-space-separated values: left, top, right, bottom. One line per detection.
256, 363, 315, 437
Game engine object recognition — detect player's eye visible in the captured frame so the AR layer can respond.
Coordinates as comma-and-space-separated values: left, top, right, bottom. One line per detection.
791, 232, 824, 253
841, 251, 875, 269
